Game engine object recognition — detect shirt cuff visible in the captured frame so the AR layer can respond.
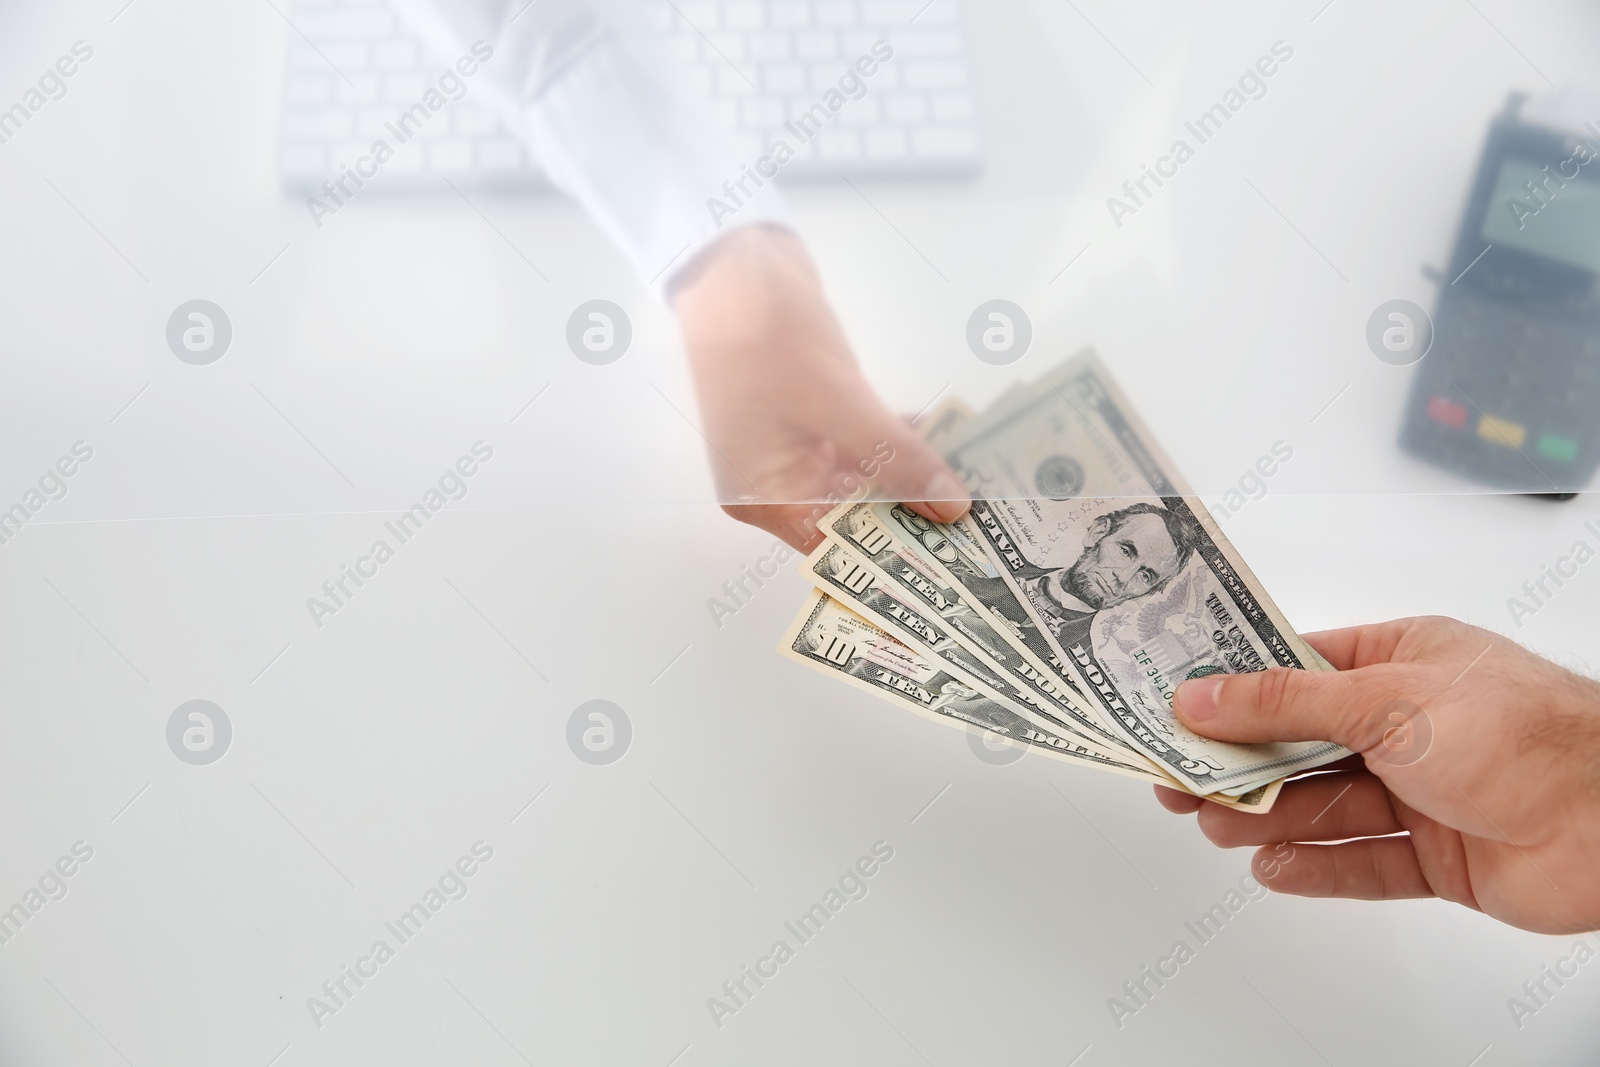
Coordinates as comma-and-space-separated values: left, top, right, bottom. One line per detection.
519, 36, 793, 300
393, 0, 794, 301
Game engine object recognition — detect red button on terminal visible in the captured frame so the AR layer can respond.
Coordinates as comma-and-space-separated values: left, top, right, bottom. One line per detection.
1426, 396, 1469, 429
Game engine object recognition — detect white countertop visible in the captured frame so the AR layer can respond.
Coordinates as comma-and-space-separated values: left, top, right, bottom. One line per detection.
1, 0, 1598, 1063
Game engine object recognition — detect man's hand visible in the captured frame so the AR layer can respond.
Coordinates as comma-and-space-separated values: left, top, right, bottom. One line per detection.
671, 225, 969, 552
1156, 617, 1600, 934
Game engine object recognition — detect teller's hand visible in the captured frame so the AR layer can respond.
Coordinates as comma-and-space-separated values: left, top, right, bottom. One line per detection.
672, 226, 969, 551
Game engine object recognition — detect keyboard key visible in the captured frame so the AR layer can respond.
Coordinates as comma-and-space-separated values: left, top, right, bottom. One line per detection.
884, 94, 927, 122
908, 0, 958, 22
723, 2, 765, 29
797, 31, 839, 60
678, 3, 721, 29
289, 41, 367, 70
741, 98, 787, 127
913, 126, 979, 157
904, 61, 968, 89
705, 31, 746, 62
386, 140, 425, 172
682, 66, 714, 95
454, 102, 499, 137
336, 75, 379, 104
479, 138, 525, 170
930, 92, 973, 121
840, 97, 881, 123
749, 32, 792, 61
664, 34, 701, 64
865, 128, 909, 158
817, 128, 862, 159
816, 1, 860, 28
384, 73, 430, 101
331, 141, 372, 169
891, 28, 963, 57
386, 106, 448, 138
413, 110, 451, 137
357, 107, 395, 134
862, 0, 926, 22
716, 67, 758, 94
842, 29, 883, 54
372, 40, 418, 70
790, 95, 831, 121
295, 8, 393, 38
764, 63, 807, 93
811, 63, 847, 89
875, 63, 904, 89
770, 1, 813, 28
429, 140, 474, 171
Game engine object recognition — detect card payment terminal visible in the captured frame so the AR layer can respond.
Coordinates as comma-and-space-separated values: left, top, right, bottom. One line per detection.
1400, 93, 1600, 495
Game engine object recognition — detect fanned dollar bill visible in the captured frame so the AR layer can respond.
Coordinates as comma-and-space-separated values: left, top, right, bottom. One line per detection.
781, 591, 1155, 777
802, 539, 1137, 763
943, 351, 1347, 794
771, 363, 1325, 813
779, 590, 1283, 812
817, 503, 1139, 759
863, 502, 1114, 726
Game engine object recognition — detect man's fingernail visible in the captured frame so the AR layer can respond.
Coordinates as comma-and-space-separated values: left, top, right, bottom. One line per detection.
922, 473, 969, 523
1176, 676, 1225, 724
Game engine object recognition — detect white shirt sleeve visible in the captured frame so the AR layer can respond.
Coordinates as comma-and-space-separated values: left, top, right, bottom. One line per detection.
388, 0, 792, 299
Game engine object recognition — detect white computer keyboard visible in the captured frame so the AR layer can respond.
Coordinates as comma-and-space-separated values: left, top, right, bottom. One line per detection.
278, 0, 982, 192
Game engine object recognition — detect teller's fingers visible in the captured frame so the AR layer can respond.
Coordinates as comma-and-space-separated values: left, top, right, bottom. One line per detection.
819, 389, 969, 525
722, 501, 827, 553
1196, 772, 1401, 848
1249, 837, 1435, 900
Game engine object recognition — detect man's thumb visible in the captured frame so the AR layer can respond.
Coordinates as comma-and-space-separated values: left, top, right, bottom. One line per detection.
1173, 666, 1392, 750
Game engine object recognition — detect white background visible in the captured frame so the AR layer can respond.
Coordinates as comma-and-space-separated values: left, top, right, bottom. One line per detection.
0, 0, 1598, 1063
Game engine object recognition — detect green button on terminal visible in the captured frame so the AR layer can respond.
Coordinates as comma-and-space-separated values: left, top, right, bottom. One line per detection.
1536, 433, 1579, 463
